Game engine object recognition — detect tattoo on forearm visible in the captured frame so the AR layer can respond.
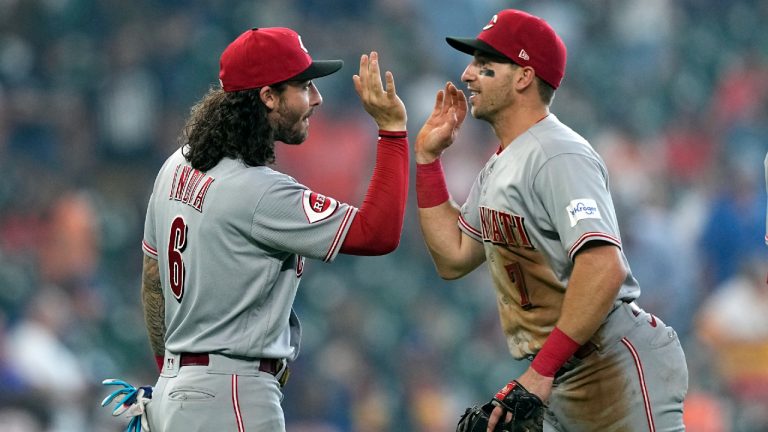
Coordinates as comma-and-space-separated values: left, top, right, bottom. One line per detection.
141, 256, 166, 356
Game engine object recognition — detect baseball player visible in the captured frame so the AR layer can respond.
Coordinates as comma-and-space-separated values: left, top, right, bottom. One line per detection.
132, 27, 408, 431
415, 9, 688, 431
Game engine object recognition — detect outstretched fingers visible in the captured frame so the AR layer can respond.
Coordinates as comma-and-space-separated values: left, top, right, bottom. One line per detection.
430, 89, 445, 117
441, 82, 454, 116
353, 51, 406, 130
367, 51, 385, 94
448, 82, 468, 126
353, 52, 387, 101
456, 85, 468, 120
384, 70, 397, 99
430, 82, 465, 123
447, 83, 458, 106
352, 53, 368, 98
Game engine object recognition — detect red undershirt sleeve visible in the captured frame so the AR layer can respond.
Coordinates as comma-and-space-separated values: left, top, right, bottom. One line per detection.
340, 130, 409, 255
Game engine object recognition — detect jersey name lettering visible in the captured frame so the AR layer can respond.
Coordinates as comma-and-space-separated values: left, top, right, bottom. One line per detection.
479, 206, 533, 249
168, 164, 215, 213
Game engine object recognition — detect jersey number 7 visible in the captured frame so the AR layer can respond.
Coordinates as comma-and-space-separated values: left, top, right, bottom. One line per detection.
168, 216, 188, 302
505, 262, 533, 310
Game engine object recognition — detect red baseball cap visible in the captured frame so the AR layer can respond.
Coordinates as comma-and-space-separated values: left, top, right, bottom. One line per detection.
219, 27, 343, 92
446, 9, 567, 89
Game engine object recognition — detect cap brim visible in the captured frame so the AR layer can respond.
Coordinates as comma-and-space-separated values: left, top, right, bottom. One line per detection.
288, 60, 343, 82
445, 37, 511, 62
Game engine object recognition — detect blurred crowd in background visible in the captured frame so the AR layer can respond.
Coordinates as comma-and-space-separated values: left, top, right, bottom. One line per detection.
0, 0, 767, 431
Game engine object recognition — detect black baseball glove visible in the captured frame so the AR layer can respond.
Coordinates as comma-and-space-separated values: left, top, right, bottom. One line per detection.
456, 380, 545, 432
456, 401, 497, 432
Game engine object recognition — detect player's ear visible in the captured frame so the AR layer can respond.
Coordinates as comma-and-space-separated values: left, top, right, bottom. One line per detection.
513, 66, 536, 91
260, 86, 279, 110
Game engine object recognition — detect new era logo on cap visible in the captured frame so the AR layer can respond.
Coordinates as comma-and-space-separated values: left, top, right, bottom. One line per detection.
446, 9, 567, 89
219, 27, 343, 92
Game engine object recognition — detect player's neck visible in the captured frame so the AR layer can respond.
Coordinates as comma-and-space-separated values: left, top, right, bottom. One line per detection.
493, 105, 550, 149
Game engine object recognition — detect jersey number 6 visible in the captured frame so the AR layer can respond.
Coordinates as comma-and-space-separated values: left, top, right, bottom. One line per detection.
168, 216, 188, 302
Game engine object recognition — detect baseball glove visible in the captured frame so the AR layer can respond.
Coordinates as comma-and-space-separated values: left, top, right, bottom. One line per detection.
456, 380, 545, 432
456, 401, 497, 432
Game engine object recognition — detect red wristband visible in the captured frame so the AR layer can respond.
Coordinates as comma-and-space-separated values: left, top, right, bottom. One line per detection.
530, 327, 581, 377
416, 159, 450, 208
378, 129, 407, 139
155, 355, 164, 372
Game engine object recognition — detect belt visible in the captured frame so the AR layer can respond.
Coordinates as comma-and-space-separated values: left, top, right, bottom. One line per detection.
545, 341, 598, 380
526, 340, 597, 364
569, 302, 637, 360
551, 302, 639, 378
573, 341, 597, 359
179, 353, 290, 386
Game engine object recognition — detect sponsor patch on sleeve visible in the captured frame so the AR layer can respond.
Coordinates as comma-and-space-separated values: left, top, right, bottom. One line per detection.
566, 198, 602, 227
302, 190, 338, 223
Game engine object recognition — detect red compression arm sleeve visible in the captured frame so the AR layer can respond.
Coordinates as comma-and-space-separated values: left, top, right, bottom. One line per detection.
340, 130, 409, 255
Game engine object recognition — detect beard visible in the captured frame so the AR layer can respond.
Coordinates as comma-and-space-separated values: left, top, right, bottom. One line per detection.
470, 103, 494, 123
470, 82, 514, 123
273, 102, 311, 145
470, 94, 510, 124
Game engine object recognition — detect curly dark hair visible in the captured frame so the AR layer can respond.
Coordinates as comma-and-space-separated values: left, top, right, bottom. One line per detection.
181, 86, 283, 171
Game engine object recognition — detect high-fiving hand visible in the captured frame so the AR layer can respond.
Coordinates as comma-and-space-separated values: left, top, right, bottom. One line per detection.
353, 51, 407, 132
415, 82, 468, 163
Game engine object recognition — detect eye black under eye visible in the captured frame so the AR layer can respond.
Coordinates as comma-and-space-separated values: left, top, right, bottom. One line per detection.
479, 68, 495, 77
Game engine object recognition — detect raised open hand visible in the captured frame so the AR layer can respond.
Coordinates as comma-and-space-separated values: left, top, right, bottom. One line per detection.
353, 51, 407, 131
415, 82, 467, 163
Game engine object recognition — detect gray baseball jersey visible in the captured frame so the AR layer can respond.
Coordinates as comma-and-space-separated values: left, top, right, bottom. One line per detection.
458, 114, 640, 359
142, 147, 357, 361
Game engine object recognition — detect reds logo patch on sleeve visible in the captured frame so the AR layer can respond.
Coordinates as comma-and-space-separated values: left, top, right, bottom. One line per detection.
302, 190, 339, 223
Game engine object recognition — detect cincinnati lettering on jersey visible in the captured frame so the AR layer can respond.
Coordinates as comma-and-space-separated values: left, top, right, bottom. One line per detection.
168, 164, 215, 212
479, 206, 534, 249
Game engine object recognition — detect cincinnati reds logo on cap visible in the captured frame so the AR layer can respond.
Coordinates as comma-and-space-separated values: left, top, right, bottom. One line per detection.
219, 27, 342, 92
482, 14, 498, 30
446, 9, 567, 89
302, 190, 338, 223
297, 35, 309, 54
